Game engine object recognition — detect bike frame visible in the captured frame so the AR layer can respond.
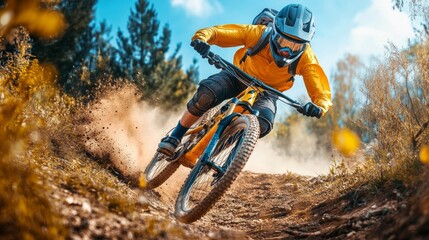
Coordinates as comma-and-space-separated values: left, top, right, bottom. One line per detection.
178, 86, 261, 169
176, 47, 306, 175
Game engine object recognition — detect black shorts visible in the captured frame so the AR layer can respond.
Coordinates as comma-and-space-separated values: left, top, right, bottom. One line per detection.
187, 71, 278, 137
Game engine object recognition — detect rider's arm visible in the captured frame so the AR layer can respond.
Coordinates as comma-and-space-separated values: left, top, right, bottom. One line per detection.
192, 24, 263, 48
296, 46, 332, 115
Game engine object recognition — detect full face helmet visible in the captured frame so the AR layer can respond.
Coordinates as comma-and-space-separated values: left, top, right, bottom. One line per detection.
270, 4, 315, 67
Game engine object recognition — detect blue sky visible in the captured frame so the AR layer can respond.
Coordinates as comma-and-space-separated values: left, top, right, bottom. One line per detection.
96, 0, 414, 113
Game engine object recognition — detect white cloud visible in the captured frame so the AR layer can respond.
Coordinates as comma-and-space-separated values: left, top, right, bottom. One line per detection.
171, 0, 223, 17
348, 0, 413, 58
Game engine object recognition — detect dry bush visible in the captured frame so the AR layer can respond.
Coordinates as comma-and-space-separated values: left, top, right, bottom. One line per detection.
356, 40, 429, 183
1, 26, 184, 239
0, 28, 71, 239
323, 37, 429, 192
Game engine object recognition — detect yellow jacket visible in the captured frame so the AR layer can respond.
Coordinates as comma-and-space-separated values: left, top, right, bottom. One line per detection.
192, 24, 332, 114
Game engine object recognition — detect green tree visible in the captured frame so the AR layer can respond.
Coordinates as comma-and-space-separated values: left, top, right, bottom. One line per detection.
152, 46, 197, 108
31, 0, 98, 96
85, 20, 120, 85
116, 0, 167, 81
116, 0, 197, 108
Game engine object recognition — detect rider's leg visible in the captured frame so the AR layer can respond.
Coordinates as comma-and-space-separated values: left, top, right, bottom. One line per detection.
169, 111, 200, 141
157, 71, 245, 156
156, 111, 199, 157
253, 92, 278, 138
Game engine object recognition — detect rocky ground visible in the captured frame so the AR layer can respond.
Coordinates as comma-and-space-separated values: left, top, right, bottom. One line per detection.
47, 86, 428, 239
50, 164, 428, 240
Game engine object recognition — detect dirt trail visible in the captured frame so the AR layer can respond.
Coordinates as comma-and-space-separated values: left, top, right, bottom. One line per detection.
140, 169, 407, 240
54, 155, 414, 240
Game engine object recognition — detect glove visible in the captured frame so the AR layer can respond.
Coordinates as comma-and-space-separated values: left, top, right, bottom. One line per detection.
191, 39, 210, 57
298, 102, 322, 118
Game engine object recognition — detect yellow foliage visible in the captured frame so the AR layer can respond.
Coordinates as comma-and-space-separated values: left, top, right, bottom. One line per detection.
420, 145, 429, 165
26, 10, 65, 38
332, 128, 360, 156
0, 0, 65, 38
0, 28, 68, 239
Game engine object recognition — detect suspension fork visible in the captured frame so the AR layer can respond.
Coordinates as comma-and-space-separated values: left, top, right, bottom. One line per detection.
185, 113, 242, 179
198, 113, 240, 172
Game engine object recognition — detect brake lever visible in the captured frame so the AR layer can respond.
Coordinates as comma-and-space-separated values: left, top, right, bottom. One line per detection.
207, 52, 224, 70
295, 104, 305, 114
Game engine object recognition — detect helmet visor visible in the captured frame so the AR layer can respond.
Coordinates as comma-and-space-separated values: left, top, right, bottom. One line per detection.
272, 26, 305, 57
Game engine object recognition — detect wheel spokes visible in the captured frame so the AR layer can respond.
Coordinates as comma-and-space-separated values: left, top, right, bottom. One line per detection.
183, 127, 245, 210
146, 153, 169, 180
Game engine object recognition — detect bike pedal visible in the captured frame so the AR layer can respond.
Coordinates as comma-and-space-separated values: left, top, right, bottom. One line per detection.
156, 147, 174, 158
169, 151, 183, 162
178, 157, 195, 168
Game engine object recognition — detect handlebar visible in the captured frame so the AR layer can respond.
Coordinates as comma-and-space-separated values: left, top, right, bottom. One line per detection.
190, 40, 305, 113
206, 51, 304, 111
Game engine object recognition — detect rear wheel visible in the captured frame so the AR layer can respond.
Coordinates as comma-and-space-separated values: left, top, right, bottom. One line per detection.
174, 114, 259, 223
143, 106, 221, 190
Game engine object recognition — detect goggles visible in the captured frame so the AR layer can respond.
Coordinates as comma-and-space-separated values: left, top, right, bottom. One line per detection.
272, 26, 305, 57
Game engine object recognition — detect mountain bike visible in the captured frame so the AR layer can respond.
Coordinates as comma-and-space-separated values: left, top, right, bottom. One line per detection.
143, 46, 308, 224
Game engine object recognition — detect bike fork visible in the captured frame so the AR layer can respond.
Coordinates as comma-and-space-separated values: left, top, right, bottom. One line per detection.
198, 113, 240, 176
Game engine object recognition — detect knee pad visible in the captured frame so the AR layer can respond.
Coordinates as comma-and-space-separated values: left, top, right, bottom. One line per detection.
187, 85, 217, 116
256, 106, 275, 138
258, 116, 273, 138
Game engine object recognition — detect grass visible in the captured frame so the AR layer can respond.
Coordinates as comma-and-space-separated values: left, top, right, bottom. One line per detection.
0, 28, 193, 239
0, 28, 69, 240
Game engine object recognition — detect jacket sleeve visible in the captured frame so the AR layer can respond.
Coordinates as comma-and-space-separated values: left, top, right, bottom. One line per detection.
296, 46, 332, 115
192, 24, 263, 48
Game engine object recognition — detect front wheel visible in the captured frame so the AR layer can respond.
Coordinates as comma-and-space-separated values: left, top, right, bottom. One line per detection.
174, 114, 259, 223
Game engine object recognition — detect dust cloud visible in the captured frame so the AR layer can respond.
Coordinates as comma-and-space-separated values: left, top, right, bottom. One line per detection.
81, 85, 331, 195
80, 85, 190, 202
245, 121, 333, 176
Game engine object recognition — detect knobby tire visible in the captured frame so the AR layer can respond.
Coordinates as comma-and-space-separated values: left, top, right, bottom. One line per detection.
174, 114, 259, 223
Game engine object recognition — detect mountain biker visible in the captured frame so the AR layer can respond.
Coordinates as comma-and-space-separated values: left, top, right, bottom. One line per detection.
157, 3, 332, 157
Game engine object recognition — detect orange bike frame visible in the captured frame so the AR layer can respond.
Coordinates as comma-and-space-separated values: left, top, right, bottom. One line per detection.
179, 87, 262, 166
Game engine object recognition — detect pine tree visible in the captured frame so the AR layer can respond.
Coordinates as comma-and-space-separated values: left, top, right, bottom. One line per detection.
116, 0, 167, 80
116, 0, 197, 108
152, 44, 197, 108
31, 0, 98, 96
91, 21, 119, 82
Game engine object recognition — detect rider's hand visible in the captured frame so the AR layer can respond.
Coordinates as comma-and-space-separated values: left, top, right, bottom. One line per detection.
191, 39, 210, 57
298, 102, 322, 119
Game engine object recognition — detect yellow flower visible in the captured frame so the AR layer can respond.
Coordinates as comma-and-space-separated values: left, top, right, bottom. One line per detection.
332, 128, 360, 156
420, 145, 429, 165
